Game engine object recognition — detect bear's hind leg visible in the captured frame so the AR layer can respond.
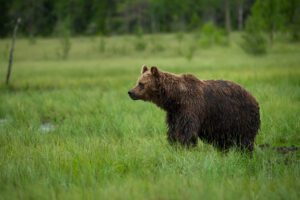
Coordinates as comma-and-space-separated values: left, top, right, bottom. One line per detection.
240, 139, 254, 153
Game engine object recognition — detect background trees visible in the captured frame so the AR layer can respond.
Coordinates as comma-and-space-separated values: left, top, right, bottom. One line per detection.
1, 0, 299, 55
0, 0, 257, 36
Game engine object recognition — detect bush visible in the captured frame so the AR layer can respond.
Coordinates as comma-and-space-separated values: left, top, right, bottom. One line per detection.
58, 32, 71, 60
134, 40, 147, 51
55, 20, 72, 60
99, 35, 106, 53
198, 22, 229, 48
184, 44, 197, 61
175, 32, 184, 43
28, 35, 36, 45
241, 32, 267, 55
154, 43, 165, 52
240, 18, 267, 55
150, 36, 165, 53
2, 42, 9, 60
175, 32, 184, 55
134, 27, 147, 51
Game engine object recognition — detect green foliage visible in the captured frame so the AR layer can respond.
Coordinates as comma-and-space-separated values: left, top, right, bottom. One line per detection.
241, 32, 267, 55
27, 35, 37, 45
175, 32, 184, 55
1, 42, 9, 60
0, 34, 300, 199
184, 44, 197, 61
134, 26, 144, 38
1, 0, 299, 39
198, 22, 229, 48
99, 35, 106, 53
175, 32, 184, 43
55, 21, 72, 60
247, 0, 289, 43
0, 0, 255, 37
241, 19, 268, 55
240, 0, 292, 54
189, 13, 201, 31
134, 27, 147, 51
86, 22, 98, 35
134, 39, 147, 51
0, 0, 11, 37
284, 0, 300, 41
58, 35, 71, 60
150, 35, 165, 53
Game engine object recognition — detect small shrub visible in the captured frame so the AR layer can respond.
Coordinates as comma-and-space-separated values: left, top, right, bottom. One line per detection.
241, 32, 267, 55
134, 27, 147, 51
134, 26, 144, 38
175, 32, 184, 43
289, 24, 300, 42
151, 42, 165, 53
2, 42, 9, 60
184, 44, 197, 61
28, 35, 36, 45
134, 40, 147, 51
175, 32, 184, 55
189, 13, 201, 31
58, 33, 71, 60
86, 22, 97, 35
240, 18, 267, 55
149, 35, 165, 53
198, 22, 229, 48
99, 35, 106, 53
55, 20, 72, 60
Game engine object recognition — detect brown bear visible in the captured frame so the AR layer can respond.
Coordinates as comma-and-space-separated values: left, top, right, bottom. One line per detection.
128, 65, 260, 152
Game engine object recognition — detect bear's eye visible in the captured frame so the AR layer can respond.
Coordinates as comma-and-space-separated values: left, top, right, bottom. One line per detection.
138, 82, 144, 89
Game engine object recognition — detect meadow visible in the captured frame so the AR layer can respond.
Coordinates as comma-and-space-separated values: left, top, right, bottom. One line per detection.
0, 33, 299, 199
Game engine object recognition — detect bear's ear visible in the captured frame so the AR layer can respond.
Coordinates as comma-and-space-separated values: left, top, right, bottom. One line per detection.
141, 65, 148, 74
151, 66, 159, 77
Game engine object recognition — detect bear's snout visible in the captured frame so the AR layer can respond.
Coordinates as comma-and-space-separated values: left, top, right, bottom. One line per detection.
128, 90, 138, 100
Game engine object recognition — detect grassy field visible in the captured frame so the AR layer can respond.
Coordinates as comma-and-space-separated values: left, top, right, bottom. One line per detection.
0, 33, 299, 199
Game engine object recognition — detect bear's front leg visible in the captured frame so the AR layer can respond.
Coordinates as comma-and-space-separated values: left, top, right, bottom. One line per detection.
167, 113, 198, 147
167, 128, 197, 147
166, 113, 178, 145
167, 128, 178, 145
178, 118, 198, 147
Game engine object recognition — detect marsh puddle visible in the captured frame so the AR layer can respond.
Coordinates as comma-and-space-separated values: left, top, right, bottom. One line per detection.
39, 122, 55, 133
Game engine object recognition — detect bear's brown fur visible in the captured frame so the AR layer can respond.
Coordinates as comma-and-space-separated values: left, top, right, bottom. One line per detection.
128, 65, 260, 152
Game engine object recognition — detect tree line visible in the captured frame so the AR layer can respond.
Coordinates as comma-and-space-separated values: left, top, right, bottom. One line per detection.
0, 0, 299, 44
0, 0, 256, 37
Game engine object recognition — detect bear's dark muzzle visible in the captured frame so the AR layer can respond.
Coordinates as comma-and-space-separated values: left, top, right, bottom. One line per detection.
128, 91, 139, 100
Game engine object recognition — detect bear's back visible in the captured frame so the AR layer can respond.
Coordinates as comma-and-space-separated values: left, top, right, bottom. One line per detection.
199, 79, 260, 149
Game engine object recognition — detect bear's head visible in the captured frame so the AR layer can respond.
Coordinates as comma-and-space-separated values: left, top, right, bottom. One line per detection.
128, 65, 160, 101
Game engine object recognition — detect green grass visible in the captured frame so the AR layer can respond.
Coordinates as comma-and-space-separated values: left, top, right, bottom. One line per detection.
0, 33, 299, 199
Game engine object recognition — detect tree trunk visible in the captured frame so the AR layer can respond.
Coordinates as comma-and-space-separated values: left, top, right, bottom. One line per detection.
269, 27, 274, 46
224, 0, 231, 34
6, 18, 21, 85
237, 0, 244, 31
151, 12, 157, 33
